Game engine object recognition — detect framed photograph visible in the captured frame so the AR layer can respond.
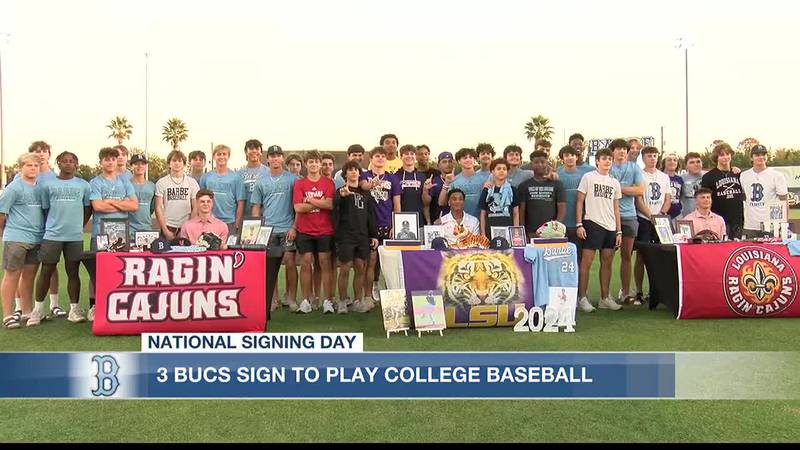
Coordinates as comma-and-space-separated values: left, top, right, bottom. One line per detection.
95, 234, 109, 252
134, 231, 160, 251
508, 226, 526, 247
767, 201, 787, 222
675, 220, 695, 238
393, 212, 419, 241
655, 224, 675, 244
226, 235, 239, 247
652, 215, 673, 233
379, 289, 411, 333
410, 290, 447, 331
423, 225, 445, 248
255, 226, 273, 246
101, 218, 130, 252
490, 226, 509, 241
239, 218, 262, 245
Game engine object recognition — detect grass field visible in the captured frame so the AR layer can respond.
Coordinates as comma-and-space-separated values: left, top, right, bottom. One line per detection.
1, 239, 799, 443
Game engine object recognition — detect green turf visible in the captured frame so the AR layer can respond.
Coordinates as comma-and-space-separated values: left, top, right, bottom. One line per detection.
1, 237, 799, 442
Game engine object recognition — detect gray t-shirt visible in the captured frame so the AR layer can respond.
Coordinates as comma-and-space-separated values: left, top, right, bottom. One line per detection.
518, 177, 566, 235
155, 174, 200, 228
508, 168, 534, 188
680, 172, 703, 218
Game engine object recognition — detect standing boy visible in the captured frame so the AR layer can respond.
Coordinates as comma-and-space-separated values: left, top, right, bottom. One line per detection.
479, 158, 520, 238
701, 143, 744, 239
128, 154, 157, 235
155, 150, 199, 240
557, 145, 594, 260
518, 150, 565, 239
201, 144, 246, 235
188, 150, 207, 183
438, 148, 487, 219
740, 144, 788, 238
240, 139, 269, 216
396, 144, 426, 224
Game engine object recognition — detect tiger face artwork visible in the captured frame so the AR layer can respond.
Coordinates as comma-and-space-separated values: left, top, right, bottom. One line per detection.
438, 251, 523, 308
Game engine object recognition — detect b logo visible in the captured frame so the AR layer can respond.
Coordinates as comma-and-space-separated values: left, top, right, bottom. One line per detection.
649, 183, 661, 201
751, 183, 764, 202
92, 355, 120, 397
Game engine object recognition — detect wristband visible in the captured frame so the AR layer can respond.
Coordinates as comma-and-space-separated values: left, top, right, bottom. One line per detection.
576, 223, 584, 228
616, 231, 623, 236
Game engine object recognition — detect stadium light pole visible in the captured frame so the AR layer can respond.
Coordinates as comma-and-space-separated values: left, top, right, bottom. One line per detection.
0, 32, 10, 190
676, 37, 692, 156
144, 51, 149, 179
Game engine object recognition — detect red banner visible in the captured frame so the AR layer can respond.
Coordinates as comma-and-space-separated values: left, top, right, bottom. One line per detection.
93, 250, 267, 335
679, 242, 800, 319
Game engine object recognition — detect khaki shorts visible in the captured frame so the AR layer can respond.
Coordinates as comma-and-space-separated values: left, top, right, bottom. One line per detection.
2, 241, 41, 270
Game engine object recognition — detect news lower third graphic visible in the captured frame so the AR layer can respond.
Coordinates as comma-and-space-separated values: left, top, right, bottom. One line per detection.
0, 333, 797, 399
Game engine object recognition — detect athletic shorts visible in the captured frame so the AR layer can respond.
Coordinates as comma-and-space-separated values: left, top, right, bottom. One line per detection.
2, 241, 40, 270
336, 239, 371, 263
636, 217, 657, 244
621, 217, 639, 239
583, 220, 616, 250
295, 233, 332, 254
39, 240, 84, 264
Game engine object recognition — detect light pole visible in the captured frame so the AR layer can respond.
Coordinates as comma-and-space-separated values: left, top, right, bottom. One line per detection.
0, 32, 10, 189
677, 38, 692, 156
144, 52, 149, 180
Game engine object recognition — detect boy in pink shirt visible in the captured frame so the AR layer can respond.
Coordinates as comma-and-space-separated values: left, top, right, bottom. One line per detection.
179, 189, 229, 247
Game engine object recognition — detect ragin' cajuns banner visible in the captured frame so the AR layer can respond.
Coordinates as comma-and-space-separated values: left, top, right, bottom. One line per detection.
678, 242, 800, 319
94, 250, 267, 335
401, 249, 533, 327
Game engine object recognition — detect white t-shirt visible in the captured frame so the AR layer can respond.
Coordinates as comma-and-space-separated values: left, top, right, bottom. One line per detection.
740, 167, 789, 230
638, 169, 671, 219
577, 171, 622, 231
155, 174, 200, 228
438, 212, 480, 244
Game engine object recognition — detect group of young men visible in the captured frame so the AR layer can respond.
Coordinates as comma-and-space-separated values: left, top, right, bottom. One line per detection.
0, 133, 789, 329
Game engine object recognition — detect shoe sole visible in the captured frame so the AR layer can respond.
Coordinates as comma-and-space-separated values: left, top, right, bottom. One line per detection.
598, 304, 622, 310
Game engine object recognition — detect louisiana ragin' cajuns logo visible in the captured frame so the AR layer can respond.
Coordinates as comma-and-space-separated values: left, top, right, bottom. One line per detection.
438, 251, 522, 308
723, 246, 797, 317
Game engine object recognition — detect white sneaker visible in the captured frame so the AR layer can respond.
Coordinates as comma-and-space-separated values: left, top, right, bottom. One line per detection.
281, 296, 294, 307
344, 297, 353, 306
68, 304, 87, 323
87, 306, 96, 321
351, 297, 375, 313
27, 309, 45, 327
288, 302, 300, 313
336, 300, 348, 314
578, 297, 596, 313
296, 299, 313, 314
599, 297, 622, 311
322, 299, 335, 314
371, 283, 380, 301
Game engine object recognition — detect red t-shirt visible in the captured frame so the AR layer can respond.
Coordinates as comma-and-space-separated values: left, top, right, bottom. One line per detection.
292, 176, 335, 236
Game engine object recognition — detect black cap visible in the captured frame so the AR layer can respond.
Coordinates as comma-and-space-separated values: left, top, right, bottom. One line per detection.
150, 238, 171, 253
266, 145, 283, 155
750, 144, 767, 155
130, 154, 148, 164
489, 236, 511, 250
430, 237, 449, 251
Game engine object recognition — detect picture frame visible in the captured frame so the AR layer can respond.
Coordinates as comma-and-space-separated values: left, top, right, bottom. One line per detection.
508, 226, 526, 247
95, 234, 109, 252
134, 231, 160, 252
490, 226, 509, 241
239, 218, 263, 245
651, 215, 673, 233
675, 220, 695, 238
767, 201, 787, 223
255, 226, 273, 246
393, 212, 419, 241
655, 224, 675, 244
423, 225, 445, 248
379, 289, 411, 337
226, 235, 239, 247
101, 218, 130, 252
410, 290, 447, 336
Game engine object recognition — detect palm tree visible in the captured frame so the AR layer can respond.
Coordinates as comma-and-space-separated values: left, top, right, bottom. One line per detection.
161, 117, 189, 151
524, 115, 554, 142
106, 116, 133, 145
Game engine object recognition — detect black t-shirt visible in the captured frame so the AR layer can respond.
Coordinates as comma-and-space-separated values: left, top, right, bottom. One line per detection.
518, 177, 566, 236
396, 169, 425, 224
478, 184, 520, 237
701, 168, 744, 226
333, 185, 378, 242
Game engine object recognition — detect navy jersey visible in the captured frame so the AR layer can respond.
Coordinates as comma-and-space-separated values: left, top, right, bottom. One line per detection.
523, 241, 578, 308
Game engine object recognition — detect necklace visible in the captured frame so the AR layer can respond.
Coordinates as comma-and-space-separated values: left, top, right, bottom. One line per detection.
402, 170, 419, 190
169, 173, 185, 185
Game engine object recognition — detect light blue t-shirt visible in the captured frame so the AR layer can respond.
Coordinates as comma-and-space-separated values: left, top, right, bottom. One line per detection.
611, 162, 644, 219
118, 170, 133, 183
450, 171, 490, 218
89, 174, 137, 237
0, 179, 45, 243
250, 171, 297, 233
130, 180, 156, 233
238, 164, 269, 215
200, 170, 246, 224
557, 165, 595, 228
40, 177, 91, 242
523, 242, 578, 308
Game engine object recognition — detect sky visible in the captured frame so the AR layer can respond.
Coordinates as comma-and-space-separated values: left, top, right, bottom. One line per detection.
1, 0, 799, 169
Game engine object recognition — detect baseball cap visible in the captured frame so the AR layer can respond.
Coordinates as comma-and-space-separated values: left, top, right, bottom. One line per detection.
129, 154, 148, 164
438, 152, 454, 161
750, 144, 767, 155
430, 237, 449, 251
150, 238, 172, 253
489, 236, 511, 250
266, 145, 284, 155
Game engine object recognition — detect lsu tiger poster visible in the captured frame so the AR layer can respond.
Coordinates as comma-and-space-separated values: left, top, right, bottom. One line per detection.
401, 249, 533, 327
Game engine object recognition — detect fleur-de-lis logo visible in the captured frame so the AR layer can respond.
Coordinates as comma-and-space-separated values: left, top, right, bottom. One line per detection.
742, 262, 779, 302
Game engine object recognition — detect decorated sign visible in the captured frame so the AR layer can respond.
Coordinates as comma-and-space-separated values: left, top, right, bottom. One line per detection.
401, 249, 534, 328
679, 243, 800, 319
94, 250, 267, 335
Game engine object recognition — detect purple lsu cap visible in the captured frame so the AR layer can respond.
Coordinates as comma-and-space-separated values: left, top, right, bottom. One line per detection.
438, 152, 454, 161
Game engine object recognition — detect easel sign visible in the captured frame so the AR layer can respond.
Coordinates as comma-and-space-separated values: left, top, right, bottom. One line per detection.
379, 289, 411, 339
410, 290, 447, 338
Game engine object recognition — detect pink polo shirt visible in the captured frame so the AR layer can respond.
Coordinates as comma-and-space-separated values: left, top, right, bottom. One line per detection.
683, 209, 726, 239
178, 215, 229, 246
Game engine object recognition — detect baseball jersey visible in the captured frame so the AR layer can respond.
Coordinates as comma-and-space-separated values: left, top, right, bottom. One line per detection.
740, 167, 789, 231
523, 242, 578, 308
